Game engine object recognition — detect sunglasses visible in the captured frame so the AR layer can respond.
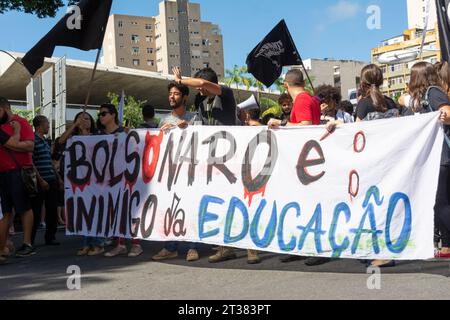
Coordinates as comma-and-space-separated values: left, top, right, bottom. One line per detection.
98, 111, 111, 118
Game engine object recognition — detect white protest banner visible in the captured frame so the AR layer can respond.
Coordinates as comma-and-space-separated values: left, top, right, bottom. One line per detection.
65, 112, 444, 260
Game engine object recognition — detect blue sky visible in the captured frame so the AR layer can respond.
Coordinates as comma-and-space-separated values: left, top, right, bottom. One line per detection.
0, 0, 408, 70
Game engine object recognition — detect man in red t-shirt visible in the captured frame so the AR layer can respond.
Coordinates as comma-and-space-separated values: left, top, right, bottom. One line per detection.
267, 71, 334, 267
0, 97, 36, 259
268, 69, 321, 127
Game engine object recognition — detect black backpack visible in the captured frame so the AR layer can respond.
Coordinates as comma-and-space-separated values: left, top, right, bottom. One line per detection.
419, 86, 450, 147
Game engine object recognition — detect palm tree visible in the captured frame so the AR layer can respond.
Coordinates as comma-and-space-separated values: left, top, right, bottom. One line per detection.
241, 74, 255, 91
304, 75, 316, 95
274, 77, 286, 94
225, 65, 247, 103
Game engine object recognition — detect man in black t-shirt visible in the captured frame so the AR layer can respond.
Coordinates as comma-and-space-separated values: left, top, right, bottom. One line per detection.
172, 67, 237, 126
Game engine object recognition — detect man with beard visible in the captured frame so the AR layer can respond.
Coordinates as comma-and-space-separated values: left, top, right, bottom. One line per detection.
278, 93, 293, 121
159, 82, 200, 130
152, 82, 201, 262
171, 66, 237, 126
0, 97, 36, 261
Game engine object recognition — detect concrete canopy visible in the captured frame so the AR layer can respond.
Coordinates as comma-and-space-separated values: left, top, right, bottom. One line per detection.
0, 51, 278, 110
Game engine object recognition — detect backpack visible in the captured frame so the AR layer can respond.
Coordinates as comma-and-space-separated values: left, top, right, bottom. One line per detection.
420, 86, 450, 147
363, 96, 399, 121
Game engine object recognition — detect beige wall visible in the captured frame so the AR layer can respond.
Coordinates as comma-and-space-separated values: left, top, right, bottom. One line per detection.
303, 59, 366, 100
104, 14, 157, 72
200, 22, 225, 79
103, 0, 224, 77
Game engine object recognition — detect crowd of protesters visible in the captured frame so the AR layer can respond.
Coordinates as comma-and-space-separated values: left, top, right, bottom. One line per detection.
0, 62, 449, 268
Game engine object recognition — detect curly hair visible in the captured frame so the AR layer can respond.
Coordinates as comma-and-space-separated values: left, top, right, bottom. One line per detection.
314, 85, 342, 105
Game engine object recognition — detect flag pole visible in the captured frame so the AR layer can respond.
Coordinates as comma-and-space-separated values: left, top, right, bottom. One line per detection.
284, 22, 315, 92
83, 47, 102, 112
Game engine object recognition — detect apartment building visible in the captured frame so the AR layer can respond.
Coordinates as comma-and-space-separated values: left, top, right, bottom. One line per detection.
102, 0, 224, 78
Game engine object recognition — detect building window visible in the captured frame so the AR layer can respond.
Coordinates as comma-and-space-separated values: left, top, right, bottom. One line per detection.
118, 21, 123, 28
146, 36, 152, 42
132, 47, 140, 55
169, 29, 178, 33
120, 58, 125, 63
168, 17, 176, 21
133, 59, 140, 66
119, 33, 124, 37
147, 60, 154, 66
145, 24, 152, 30
202, 39, 210, 46
131, 21, 138, 25
131, 35, 140, 43
203, 63, 210, 68
147, 48, 153, 54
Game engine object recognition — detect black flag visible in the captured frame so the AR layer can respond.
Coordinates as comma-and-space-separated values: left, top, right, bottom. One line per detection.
246, 20, 302, 87
437, 0, 450, 62
22, 0, 113, 76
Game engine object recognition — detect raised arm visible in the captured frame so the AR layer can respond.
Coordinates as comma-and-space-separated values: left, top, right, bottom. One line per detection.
172, 66, 222, 96
58, 116, 83, 145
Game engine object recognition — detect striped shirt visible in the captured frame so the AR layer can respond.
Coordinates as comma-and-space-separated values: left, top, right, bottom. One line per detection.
33, 134, 56, 182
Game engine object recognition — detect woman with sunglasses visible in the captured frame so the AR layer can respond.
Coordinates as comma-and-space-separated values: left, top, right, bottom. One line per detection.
58, 111, 105, 256
97, 104, 144, 258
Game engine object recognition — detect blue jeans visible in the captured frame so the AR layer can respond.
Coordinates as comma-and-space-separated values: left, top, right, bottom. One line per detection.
165, 241, 197, 252
82, 236, 105, 248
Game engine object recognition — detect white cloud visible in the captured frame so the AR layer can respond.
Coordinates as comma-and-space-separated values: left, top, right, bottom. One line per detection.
314, 1, 361, 33
327, 0, 361, 22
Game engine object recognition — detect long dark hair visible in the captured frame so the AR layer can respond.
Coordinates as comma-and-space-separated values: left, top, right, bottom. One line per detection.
435, 61, 450, 96
97, 103, 119, 131
409, 61, 441, 113
73, 112, 96, 136
359, 64, 387, 112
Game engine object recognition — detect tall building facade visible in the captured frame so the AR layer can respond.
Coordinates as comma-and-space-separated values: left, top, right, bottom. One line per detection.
102, 0, 225, 78
372, 28, 440, 98
302, 59, 367, 100
407, 0, 437, 30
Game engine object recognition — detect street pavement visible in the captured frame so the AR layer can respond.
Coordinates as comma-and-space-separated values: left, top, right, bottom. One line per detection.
1, 229, 450, 300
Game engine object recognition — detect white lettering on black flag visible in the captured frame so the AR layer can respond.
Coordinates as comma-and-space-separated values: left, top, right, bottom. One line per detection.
246, 19, 301, 87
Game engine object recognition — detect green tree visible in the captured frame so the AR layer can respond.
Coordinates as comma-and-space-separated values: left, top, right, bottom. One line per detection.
0, 0, 77, 18
304, 75, 316, 95
12, 109, 34, 125
274, 77, 286, 94
225, 65, 248, 103
108, 92, 147, 129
